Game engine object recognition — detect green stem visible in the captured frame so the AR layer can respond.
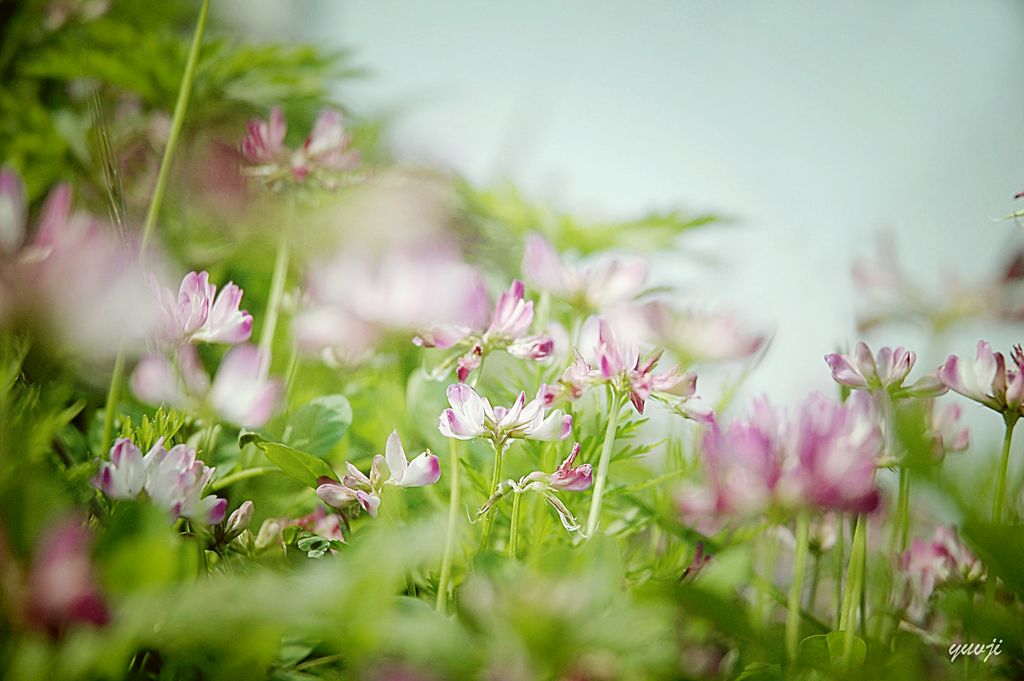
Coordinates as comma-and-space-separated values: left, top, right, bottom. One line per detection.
139, 0, 210, 254
436, 440, 462, 612
833, 515, 845, 629
258, 231, 291, 375
992, 415, 1017, 525
478, 439, 507, 551
508, 491, 522, 559
988, 415, 1017, 603
899, 467, 910, 552
100, 350, 126, 454
210, 466, 278, 491
786, 512, 810, 661
842, 514, 867, 664
586, 392, 624, 537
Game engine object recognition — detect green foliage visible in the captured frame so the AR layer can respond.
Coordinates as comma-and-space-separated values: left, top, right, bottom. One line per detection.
268, 394, 353, 459
242, 433, 338, 488
118, 408, 188, 452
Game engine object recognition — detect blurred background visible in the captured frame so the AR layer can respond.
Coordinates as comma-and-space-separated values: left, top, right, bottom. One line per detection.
220, 0, 1024, 410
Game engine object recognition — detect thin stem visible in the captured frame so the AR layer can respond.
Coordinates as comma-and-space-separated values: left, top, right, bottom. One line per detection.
478, 439, 507, 551
508, 491, 523, 559
258, 231, 291, 376
833, 515, 845, 629
210, 466, 278, 491
786, 512, 811, 661
806, 550, 821, 614
436, 439, 462, 613
842, 514, 867, 664
586, 392, 625, 537
100, 350, 126, 454
899, 468, 911, 552
139, 0, 210, 254
988, 415, 1017, 603
992, 415, 1017, 525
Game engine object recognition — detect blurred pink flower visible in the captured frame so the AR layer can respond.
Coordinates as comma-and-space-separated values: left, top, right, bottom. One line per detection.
639, 301, 766, 363
131, 345, 281, 428
928, 401, 969, 458
680, 392, 883, 525
940, 341, 1024, 416
438, 383, 572, 446
1, 177, 160, 362
900, 525, 983, 618
297, 245, 487, 365
24, 518, 109, 637
414, 280, 553, 382
241, 107, 360, 189
522, 233, 648, 310
155, 271, 253, 345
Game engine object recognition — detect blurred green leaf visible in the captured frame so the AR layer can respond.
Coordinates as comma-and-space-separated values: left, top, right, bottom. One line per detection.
276, 394, 352, 458
800, 631, 866, 670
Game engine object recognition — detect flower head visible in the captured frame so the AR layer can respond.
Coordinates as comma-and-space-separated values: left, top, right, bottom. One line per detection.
438, 383, 572, 447
156, 271, 253, 345
825, 341, 945, 398
900, 525, 983, 619
940, 340, 1024, 416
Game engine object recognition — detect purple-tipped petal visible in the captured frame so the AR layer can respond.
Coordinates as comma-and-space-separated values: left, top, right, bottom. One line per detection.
396, 451, 441, 487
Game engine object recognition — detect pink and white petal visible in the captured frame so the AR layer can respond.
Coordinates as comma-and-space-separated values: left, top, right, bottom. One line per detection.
395, 451, 441, 487
130, 354, 190, 408
825, 353, 868, 389
317, 482, 357, 509
356, 490, 381, 517
522, 234, 571, 296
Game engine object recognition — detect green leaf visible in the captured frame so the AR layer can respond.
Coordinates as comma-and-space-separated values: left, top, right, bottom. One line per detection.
279, 394, 352, 458
245, 434, 338, 488
800, 631, 866, 670
962, 519, 1024, 598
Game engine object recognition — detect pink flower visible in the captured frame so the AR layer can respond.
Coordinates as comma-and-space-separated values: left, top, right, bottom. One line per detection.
143, 441, 227, 524
438, 383, 572, 446
825, 341, 945, 397
93, 438, 148, 499
900, 526, 983, 618
928, 401, 969, 457
224, 500, 254, 540
241, 106, 286, 165
208, 345, 282, 427
379, 430, 441, 488
940, 341, 1024, 415
522, 233, 648, 310
778, 392, 883, 514
156, 271, 253, 345
680, 393, 883, 524
539, 442, 593, 492
131, 345, 281, 428
241, 107, 359, 188
576, 318, 707, 417
24, 518, 109, 637
6, 180, 160, 361
414, 280, 553, 383
297, 245, 487, 364
640, 302, 766, 363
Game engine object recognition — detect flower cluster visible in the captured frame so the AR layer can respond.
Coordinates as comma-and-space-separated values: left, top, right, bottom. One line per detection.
678, 392, 883, 528
316, 431, 441, 518
438, 383, 572, 448
240, 107, 360, 189
415, 280, 554, 382
93, 437, 234, 525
